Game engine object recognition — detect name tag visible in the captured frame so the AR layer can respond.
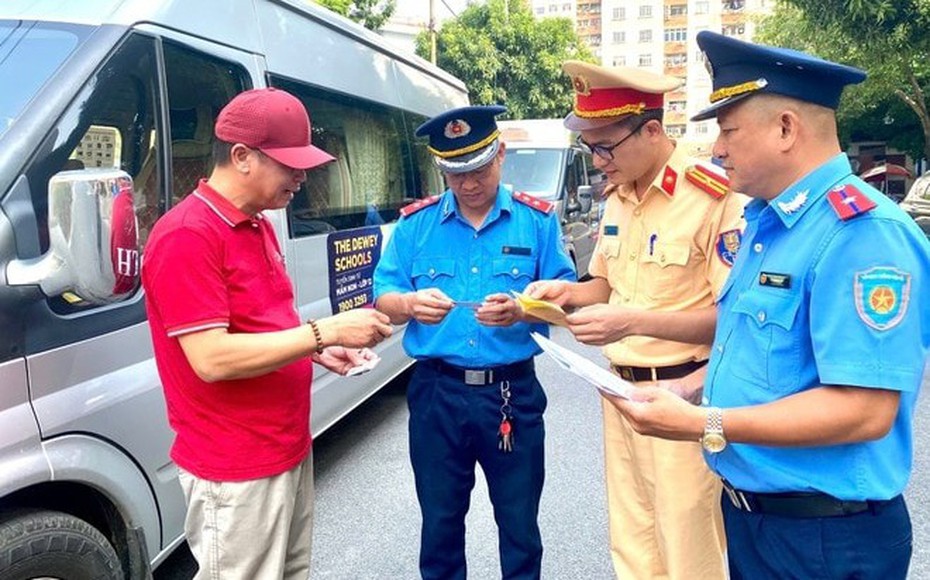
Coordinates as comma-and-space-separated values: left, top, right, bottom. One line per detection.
502, 246, 531, 256
603, 225, 619, 236
759, 272, 791, 289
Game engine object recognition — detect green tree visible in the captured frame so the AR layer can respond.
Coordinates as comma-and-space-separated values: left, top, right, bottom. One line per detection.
755, 1, 930, 161
415, 0, 594, 120
312, 0, 396, 31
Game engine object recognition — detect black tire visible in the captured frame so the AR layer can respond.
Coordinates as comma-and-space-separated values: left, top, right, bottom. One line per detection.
0, 509, 124, 580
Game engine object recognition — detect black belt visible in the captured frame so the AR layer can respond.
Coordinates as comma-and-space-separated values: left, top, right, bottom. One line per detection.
722, 480, 894, 518
419, 358, 534, 386
612, 359, 708, 382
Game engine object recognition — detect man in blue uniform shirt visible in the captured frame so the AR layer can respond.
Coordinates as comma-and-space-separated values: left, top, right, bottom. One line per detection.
374, 105, 576, 580
612, 32, 930, 579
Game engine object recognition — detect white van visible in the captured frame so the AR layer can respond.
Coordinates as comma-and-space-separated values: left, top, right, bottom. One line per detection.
498, 119, 605, 278
0, 1, 467, 577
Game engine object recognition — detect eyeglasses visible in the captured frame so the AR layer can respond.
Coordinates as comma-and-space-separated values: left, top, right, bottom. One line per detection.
576, 119, 648, 161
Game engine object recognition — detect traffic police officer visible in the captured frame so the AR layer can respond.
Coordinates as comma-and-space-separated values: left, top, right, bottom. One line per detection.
528, 62, 743, 579
373, 105, 576, 580
614, 31, 930, 579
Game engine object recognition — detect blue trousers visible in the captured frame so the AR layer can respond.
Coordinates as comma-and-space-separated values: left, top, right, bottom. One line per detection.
723, 493, 912, 579
407, 362, 547, 580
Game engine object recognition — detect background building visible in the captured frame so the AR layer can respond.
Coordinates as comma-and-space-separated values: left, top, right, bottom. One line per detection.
531, 0, 773, 157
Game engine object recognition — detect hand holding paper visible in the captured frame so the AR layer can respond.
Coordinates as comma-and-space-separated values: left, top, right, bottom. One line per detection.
513, 291, 568, 327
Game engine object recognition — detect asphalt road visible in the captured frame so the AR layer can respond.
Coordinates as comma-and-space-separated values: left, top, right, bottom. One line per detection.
156, 329, 930, 579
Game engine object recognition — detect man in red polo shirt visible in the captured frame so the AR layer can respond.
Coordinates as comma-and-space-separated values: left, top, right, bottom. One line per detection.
143, 87, 392, 579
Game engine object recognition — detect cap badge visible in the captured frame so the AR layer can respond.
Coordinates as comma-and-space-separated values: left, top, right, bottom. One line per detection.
444, 119, 471, 139
709, 78, 769, 104
572, 74, 591, 96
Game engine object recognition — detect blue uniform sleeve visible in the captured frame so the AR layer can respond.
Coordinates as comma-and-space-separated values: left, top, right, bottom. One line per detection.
537, 211, 578, 282
810, 216, 930, 391
373, 219, 415, 299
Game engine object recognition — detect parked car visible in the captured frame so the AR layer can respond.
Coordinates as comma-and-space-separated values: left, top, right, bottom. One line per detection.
900, 171, 930, 236
499, 120, 607, 278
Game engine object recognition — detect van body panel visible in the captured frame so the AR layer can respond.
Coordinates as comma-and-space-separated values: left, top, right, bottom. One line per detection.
41, 433, 165, 554
0, 359, 52, 497
26, 322, 185, 546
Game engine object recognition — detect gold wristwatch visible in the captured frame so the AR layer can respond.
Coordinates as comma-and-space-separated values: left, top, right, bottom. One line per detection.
701, 407, 727, 453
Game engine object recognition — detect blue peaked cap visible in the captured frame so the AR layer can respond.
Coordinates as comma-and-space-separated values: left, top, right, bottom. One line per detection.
692, 31, 867, 121
415, 105, 507, 174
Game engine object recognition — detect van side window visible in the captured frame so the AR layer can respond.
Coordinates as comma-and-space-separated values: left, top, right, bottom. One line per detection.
161, 42, 248, 208
22, 33, 160, 312
272, 77, 434, 235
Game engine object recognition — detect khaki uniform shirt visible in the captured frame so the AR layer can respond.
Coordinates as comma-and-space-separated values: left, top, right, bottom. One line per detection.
588, 145, 745, 367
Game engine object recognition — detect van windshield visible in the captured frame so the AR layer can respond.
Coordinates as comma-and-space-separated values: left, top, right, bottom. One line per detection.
0, 20, 87, 140
501, 148, 565, 201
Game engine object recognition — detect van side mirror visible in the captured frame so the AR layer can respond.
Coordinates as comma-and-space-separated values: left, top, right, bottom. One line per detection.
6, 168, 140, 304
577, 185, 593, 213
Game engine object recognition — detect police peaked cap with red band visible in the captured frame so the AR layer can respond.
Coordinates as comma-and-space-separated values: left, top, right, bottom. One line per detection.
562, 60, 683, 131
415, 105, 507, 174
692, 31, 867, 121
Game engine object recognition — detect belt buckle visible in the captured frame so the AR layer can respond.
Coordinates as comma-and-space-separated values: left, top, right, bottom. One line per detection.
618, 367, 633, 381
464, 369, 488, 385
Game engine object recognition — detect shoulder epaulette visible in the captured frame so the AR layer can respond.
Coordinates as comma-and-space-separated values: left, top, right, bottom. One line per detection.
513, 191, 553, 214
826, 184, 876, 221
684, 164, 729, 199
399, 195, 441, 217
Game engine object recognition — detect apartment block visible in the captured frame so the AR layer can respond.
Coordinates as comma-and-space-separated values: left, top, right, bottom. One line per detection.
534, 0, 773, 157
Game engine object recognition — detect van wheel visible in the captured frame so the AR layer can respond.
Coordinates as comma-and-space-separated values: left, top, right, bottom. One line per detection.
0, 509, 124, 580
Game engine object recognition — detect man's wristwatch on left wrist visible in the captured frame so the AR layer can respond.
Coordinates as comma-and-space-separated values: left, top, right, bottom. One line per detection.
701, 407, 727, 453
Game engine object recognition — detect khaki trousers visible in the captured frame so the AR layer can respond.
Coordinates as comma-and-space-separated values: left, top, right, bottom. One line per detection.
602, 398, 726, 580
178, 453, 314, 580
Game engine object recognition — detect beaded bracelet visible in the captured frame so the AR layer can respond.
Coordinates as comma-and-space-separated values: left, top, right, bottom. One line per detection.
308, 319, 324, 353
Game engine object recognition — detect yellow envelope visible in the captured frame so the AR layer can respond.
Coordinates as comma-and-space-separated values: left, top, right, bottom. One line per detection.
512, 291, 568, 327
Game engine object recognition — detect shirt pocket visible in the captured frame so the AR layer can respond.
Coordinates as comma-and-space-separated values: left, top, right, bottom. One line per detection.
411, 258, 456, 293
639, 241, 694, 301
491, 256, 535, 294
728, 288, 803, 392
599, 238, 623, 281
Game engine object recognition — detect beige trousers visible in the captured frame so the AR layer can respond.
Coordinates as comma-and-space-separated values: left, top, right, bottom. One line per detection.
602, 398, 726, 580
178, 453, 315, 580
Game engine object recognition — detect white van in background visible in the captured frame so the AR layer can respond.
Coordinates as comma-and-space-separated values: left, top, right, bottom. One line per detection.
498, 119, 606, 278
0, 1, 467, 577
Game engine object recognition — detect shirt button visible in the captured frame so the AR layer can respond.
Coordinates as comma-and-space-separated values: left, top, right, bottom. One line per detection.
512, 267, 519, 275
471, 266, 479, 274
623, 296, 630, 303
716, 344, 724, 353
629, 253, 636, 261
701, 396, 709, 406
754, 243, 764, 253
634, 208, 642, 216
468, 339, 476, 347
429, 268, 435, 276
757, 311, 766, 323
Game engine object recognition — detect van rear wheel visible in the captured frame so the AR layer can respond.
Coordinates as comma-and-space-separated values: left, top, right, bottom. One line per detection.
0, 509, 124, 580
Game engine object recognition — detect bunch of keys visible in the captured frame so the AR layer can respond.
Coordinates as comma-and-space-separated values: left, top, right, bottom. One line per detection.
498, 380, 514, 453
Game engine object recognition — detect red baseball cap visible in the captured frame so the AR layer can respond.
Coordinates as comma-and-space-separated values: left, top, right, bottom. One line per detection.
214, 88, 334, 170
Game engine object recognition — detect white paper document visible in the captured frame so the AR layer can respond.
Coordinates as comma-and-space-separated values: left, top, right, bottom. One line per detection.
345, 355, 381, 377
531, 332, 634, 400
